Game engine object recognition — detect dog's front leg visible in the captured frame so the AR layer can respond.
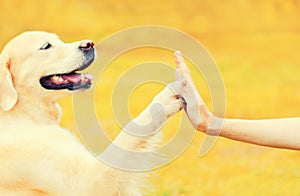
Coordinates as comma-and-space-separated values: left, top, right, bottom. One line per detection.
117, 81, 185, 149
99, 81, 185, 171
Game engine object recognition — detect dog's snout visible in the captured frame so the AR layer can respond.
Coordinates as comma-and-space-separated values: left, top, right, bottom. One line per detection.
79, 40, 94, 51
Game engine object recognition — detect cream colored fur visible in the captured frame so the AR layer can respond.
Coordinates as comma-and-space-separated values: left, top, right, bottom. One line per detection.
0, 32, 184, 195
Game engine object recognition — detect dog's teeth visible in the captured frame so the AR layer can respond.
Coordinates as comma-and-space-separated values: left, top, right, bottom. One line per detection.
58, 77, 64, 83
81, 74, 85, 81
52, 76, 59, 81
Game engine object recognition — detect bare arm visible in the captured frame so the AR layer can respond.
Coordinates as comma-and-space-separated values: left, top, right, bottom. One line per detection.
209, 116, 300, 150
174, 51, 300, 150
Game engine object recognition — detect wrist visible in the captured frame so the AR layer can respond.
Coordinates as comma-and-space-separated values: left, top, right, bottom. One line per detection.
195, 104, 212, 133
206, 115, 224, 136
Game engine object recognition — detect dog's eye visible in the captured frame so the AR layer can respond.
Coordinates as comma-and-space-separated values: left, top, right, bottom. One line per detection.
40, 43, 52, 50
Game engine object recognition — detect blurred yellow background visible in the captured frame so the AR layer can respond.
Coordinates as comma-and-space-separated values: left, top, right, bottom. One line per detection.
1, 0, 300, 195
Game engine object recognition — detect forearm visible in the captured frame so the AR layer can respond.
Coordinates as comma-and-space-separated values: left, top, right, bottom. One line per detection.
209, 117, 300, 150
98, 106, 163, 171
112, 105, 164, 151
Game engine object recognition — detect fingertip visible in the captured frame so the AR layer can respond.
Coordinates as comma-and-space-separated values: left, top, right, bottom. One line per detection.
174, 51, 184, 67
174, 51, 182, 56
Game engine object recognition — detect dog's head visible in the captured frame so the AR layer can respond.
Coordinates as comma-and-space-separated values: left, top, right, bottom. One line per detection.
0, 31, 95, 111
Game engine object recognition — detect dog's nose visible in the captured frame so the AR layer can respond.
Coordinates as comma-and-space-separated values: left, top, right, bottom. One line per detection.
79, 40, 94, 51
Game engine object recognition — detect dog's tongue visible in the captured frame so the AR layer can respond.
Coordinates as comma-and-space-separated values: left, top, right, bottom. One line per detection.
61, 73, 93, 83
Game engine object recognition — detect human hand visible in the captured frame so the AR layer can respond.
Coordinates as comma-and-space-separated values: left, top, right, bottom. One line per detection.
174, 51, 212, 133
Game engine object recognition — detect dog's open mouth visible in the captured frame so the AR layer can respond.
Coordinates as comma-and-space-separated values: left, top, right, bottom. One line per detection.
40, 70, 93, 91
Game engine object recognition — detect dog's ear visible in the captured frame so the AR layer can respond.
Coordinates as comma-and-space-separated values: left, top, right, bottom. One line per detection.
0, 53, 18, 111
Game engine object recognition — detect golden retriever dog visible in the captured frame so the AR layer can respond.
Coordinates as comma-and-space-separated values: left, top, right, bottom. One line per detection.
0, 31, 185, 195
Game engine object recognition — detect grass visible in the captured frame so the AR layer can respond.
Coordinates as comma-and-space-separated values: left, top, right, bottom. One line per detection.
1, 0, 300, 195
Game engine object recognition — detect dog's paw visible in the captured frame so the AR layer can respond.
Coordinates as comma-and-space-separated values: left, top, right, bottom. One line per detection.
152, 80, 185, 118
